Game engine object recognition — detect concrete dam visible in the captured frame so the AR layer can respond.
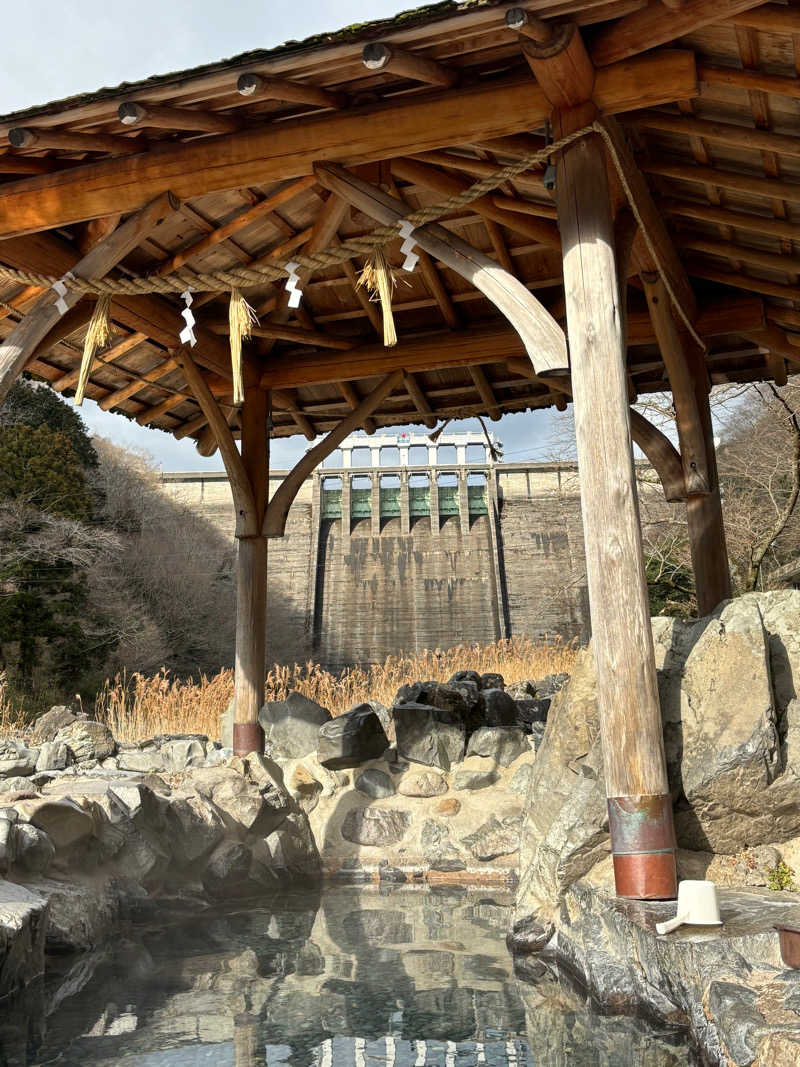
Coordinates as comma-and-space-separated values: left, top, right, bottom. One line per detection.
159, 431, 591, 669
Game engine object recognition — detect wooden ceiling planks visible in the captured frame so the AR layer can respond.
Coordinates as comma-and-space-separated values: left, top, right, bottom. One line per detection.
0, 0, 798, 448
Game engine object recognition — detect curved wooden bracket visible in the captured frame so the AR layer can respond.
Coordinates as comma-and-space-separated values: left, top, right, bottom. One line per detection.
642, 273, 710, 496
174, 345, 258, 537
0, 191, 179, 404
264, 369, 402, 537
629, 408, 687, 503
313, 162, 568, 377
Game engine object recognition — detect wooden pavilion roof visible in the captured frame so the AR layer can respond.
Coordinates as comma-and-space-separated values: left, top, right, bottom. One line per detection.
0, 0, 798, 448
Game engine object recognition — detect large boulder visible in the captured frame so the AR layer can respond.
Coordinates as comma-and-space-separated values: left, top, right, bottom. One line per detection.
317, 705, 389, 769
466, 727, 529, 767
260, 691, 331, 759
0, 741, 38, 778
30, 705, 79, 743
54, 720, 115, 763
481, 689, 519, 727
340, 806, 411, 847
12, 797, 95, 852
515, 591, 800, 925
188, 764, 290, 834
393, 701, 466, 771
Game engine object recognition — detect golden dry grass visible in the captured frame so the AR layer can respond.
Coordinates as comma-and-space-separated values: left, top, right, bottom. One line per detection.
1, 637, 576, 744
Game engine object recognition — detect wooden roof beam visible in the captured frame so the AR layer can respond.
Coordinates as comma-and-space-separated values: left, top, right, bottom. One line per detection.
662, 198, 800, 244
362, 42, 458, 88
402, 371, 437, 430
51, 331, 148, 392
391, 157, 560, 248
591, 0, 768, 67
8, 126, 141, 156
0, 50, 698, 238
699, 62, 800, 102
505, 12, 595, 108
99, 355, 179, 410
679, 236, 800, 277
316, 161, 567, 376
156, 176, 315, 275
236, 73, 346, 110
207, 320, 353, 350
271, 388, 317, 440
118, 102, 239, 135
469, 365, 502, 421
744, 325, 800, 367
0, 191, 179, 404
628, 110, 800, 163
645, 159, 800, 207
264, 370, 403, 537
338, 381, 377, 435
0, 155, 57, 175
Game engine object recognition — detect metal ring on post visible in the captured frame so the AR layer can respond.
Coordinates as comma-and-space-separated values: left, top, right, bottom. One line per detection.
232, 721, 265, 757
607, 794, 678, 900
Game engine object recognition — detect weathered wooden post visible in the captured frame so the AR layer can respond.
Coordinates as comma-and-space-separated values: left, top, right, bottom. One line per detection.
555, 106, 677, 899
232, 381, 270, 756
642, 275, 732, 616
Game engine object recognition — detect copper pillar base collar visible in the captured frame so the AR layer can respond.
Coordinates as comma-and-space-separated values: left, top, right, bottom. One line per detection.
233, 721, 265, 756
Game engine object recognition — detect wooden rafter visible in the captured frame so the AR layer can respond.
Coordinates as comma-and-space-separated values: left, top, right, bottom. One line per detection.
0, 51, 698, 237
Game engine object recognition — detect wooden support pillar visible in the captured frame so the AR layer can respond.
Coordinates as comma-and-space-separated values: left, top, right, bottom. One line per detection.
233, 383, 269, 755
642, 274, 732, 615
684, 345, 733, 616
556, 112, 676, 900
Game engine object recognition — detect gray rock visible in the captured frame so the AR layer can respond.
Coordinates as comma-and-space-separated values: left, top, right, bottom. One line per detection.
161, 738, 206, 771
480, 672, 505, 690
30, 705, 78, 743
202, 841, 254, 899
506, 680, 537, 700
165, 794, 226, 865
265, 812, 318, 876
515, 591, 800, 927
354, 768, 395, 799
453, 769, 499, 791
116, 747, 166, 773
189, 766, 289, 833
0, 777, 38, 797
317, 705, 389, 769
340, 806, 411, 846
0, 816, 17, 874
260, 691, 331, 759
514, 698, 551, 729
14, 823, 54, 875
393, 702, 466, 771
466, 727, 529, 767
461, 816, 520, 860
397, 770, 448, 797
421, 819, 463, 865
509, 762, 534, 796
35, 742, 71, 773
12, 797, 95, 852
448, 670, 481, 687
534, 673, 571, 698
367, 701, 394, 743
395, 680, 470, 717
481, 689, 518, 727
0, 741, 38, 778
707, 982, 764, 1065
0, 881, 48, 999
54, 720, 115, 763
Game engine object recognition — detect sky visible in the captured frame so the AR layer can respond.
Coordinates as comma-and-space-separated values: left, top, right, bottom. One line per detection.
3, 0, 567, 472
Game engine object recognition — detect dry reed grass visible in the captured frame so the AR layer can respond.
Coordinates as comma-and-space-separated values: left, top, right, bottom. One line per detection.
1, 638, 577, 744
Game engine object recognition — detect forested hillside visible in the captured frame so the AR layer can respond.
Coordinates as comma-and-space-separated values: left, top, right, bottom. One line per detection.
0, 380, 236, 714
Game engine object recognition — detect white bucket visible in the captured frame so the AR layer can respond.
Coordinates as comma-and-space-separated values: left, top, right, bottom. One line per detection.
655, 880, 722, 935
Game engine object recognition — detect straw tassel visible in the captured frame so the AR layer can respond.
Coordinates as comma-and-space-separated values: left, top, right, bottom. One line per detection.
228, 288, 258, 405
357, 247, 397, 347
75, 295, 112, 406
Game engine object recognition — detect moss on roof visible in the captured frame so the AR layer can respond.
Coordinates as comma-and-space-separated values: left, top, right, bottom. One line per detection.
0, 0, 502, 124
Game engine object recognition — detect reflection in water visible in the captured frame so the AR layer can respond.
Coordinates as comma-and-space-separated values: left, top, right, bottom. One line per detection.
0, 886, 696, 1066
